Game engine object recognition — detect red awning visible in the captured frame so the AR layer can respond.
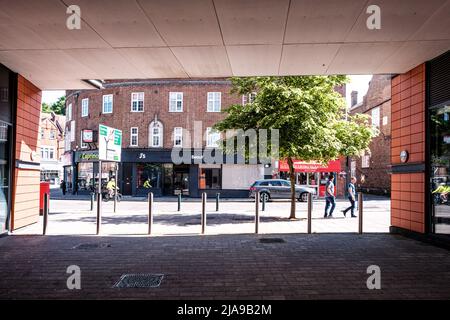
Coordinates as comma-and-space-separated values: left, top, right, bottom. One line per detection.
278, 159, 341, 173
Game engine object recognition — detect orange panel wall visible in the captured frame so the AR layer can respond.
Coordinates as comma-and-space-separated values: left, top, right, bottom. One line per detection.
11, 75, 42, 230
390, 64, 426, 233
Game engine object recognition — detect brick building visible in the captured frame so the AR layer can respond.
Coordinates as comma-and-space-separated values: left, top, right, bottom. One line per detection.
348, 75, 392, 195
39, 112, 65, 187
63, 79, 270, 198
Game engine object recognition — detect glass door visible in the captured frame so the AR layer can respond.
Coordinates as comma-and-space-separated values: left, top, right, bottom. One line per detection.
0, 121, 10, 233
430, 104, 450, 234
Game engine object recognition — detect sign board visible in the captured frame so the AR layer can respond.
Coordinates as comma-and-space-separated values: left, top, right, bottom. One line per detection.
278, 159, 341, 173
98, 124, 122, 162
82, 129, 94, 143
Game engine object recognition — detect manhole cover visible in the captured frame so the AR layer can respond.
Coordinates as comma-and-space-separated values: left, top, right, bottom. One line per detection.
259, 238, 285, 244
73, 243, 111, 249
113, 274, 164, 288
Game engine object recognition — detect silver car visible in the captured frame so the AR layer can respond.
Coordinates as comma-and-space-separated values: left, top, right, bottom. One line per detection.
249, 179, 317, 202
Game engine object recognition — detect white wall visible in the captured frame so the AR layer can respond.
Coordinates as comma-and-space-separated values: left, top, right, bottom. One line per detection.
222, 164, 264, 189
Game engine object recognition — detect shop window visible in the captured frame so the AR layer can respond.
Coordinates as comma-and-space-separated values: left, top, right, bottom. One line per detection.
130, 127, 138, 147
102, 94, 113, 114
206, 127, 220, 147
199, 168, 221, 189
137, 164, 162, 189
173, 127, 182, 147
149, 121, 163, 147
169, 92, 183, 112
131, 92, 144, 112
207, 92, 221, 112
81, 98, 89, 117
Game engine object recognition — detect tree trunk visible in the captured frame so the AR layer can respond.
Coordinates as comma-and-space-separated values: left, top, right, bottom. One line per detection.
287, 156, 296, 219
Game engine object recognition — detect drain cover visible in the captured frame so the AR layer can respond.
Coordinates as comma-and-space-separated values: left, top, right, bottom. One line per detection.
73, 243, 111, 249
113, 274, 164, 288
259, 238, 285, 243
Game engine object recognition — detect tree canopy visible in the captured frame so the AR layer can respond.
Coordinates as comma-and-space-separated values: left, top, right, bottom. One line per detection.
41, 96, 66, 115
214, 76, 378, 219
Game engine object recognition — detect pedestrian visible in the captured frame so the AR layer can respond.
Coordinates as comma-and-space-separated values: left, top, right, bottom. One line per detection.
342, 176, 357, 218
60, 180, 66, 195
324, 173, 336, 218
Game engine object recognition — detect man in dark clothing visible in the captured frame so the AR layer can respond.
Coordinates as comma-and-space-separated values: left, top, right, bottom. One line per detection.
342, 176, 357, 217
60, 180, 66, 195
324, 173, 336, 218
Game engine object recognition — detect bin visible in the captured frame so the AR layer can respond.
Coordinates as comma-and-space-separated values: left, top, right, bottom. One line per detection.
39, 182, 50, 216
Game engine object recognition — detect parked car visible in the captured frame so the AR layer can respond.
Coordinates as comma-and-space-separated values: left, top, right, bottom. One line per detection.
249, 179, 317, 202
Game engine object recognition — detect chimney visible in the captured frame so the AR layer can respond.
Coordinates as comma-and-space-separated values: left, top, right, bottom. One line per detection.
351, 90, 358, 107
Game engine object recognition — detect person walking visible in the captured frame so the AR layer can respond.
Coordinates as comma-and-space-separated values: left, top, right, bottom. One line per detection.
60, 180, 66, 195
342, 176, 358, 218
324, 173, 336, 218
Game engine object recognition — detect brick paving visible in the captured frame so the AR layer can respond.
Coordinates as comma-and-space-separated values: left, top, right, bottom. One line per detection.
0, 233, 449, 299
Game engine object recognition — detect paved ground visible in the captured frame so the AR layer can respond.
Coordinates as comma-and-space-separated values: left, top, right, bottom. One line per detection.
0, 233, 449, 299
14, 196, 390, 236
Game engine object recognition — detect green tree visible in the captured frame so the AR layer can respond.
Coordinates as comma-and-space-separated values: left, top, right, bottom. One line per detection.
41, 96, 66, 115
214, 76, 378, 219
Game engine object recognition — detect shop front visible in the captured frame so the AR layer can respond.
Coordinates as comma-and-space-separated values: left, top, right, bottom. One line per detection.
73, 148, 264, 198
278, 159, 344, 197
428, 51, 450, 235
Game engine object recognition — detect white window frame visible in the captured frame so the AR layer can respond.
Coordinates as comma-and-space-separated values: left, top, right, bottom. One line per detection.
80, 131, 88, 149
242, 92, 257, 105
66, 103, 72, 121
130, 127, 139, 147
49, 130, 56, 140
40, 145, 55, 160
362, 155, 370, 168
131, 92, 144, 112
206, 127, 220, 147
149, 121, 163, 148
371, 107, 380, 128
102, 94, 113, 114
169, 92, 183, 112
207, 92, 221, 112
173, 127, 183, 147
81, 98, 89, 117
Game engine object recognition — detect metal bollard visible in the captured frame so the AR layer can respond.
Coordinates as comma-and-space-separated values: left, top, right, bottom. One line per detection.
201, 193, 207, 234
255, 191, 260, 234
96, 192, 102, 235
43, 193, 49, 235
177, 193, 181, 211
262, 193, 266, 211
90, 192, 95, 211
148, 192, 153, 235
216, 193, 220, 212
307, 192, 312, 234
358, 193, 363, 234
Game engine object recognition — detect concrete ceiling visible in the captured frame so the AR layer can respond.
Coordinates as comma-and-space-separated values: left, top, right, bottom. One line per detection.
0, 0, 449, 89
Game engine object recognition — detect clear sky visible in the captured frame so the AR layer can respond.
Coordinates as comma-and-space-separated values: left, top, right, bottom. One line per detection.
42, 75, 373, 108
346, 75, 372, 108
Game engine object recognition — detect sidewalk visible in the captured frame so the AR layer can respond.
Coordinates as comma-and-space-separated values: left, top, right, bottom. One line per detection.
1, 233, 449, 299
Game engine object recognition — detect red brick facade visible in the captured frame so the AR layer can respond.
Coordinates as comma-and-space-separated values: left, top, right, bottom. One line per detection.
12, 75, 42, 230
349, 75, 391, 195
391, 64, 426, 233
66, 79, 241, 150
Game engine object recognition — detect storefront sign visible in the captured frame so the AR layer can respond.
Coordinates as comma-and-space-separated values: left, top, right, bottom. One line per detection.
79, 152, 99, 161
98, 124, 122, 162
82, 129, 94, 143
278, 159, 341, 173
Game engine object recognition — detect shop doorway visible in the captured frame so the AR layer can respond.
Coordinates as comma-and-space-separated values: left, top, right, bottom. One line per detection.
173, 165, 189, 196
122, 163, 133, 196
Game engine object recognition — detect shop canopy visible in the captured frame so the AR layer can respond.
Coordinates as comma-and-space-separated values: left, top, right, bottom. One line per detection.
278, 159, 341, 173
